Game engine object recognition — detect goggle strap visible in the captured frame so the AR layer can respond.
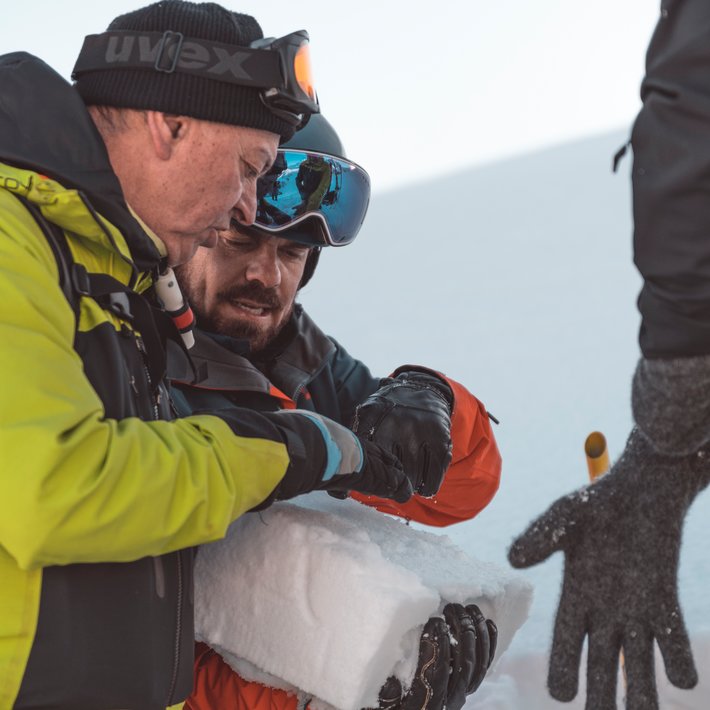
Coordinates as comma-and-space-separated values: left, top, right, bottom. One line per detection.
258, 93, 310, 128
72, 30, 284, 89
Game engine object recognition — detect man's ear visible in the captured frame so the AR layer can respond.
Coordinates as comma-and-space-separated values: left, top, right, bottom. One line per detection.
145, 111, 189, 160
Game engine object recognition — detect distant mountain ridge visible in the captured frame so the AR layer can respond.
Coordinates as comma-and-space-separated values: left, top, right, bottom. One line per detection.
375, 128, 631, 198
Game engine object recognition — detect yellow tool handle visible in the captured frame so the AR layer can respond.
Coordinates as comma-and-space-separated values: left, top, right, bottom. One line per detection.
585, 431, 610, 481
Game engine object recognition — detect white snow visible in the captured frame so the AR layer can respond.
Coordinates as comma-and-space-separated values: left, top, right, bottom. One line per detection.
195, 494, 533, 710
472, 632, 710, 709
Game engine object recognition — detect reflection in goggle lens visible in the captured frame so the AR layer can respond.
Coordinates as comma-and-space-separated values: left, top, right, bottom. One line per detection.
255, 150, 370, 246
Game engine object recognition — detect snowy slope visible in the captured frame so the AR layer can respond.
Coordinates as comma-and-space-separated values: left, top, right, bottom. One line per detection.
299, 130, 710, 706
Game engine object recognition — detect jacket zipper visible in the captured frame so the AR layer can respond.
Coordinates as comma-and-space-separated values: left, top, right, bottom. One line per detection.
166, 551, 184, 705
135, 334, 160, 420
136, 330, 183, 703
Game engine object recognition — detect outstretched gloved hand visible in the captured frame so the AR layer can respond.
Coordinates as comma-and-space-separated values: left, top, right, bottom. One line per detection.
376, 603, 497, 710
508, 357, 710, 709
353, 367, 454, 497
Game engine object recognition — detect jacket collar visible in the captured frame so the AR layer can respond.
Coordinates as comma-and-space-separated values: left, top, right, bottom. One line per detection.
170, 306, 336, 400
251, 306, 336, 399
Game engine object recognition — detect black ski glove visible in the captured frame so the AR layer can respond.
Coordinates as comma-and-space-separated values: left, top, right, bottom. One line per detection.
353, 367, 454, 496
508, 357, 710, 710
376, 603, 497, 710
261, 410, 413, 507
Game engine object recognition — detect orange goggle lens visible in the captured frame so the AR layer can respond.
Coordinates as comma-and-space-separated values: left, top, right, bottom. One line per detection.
294, 42, 316, 102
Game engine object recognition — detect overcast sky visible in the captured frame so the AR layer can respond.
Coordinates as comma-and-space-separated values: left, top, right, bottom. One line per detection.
3, 1, 660, 191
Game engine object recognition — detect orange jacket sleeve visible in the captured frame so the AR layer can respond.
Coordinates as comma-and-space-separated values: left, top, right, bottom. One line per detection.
350, 375, 501, 526
185, 643, 300, 710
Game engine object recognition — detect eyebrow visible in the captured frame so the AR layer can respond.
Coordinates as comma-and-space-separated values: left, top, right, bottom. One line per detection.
255, 147, 277, 174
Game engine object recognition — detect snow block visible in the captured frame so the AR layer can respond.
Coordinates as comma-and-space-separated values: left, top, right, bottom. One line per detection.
195, 494, 533, 710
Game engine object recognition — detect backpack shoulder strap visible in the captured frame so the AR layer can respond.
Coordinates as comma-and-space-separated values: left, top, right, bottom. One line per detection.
10, 194, 195, 387
13, 194, 83, 326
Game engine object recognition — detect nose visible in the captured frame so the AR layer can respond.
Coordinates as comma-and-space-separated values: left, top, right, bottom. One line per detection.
232, 182, 258, 227
245, 247, 281, 289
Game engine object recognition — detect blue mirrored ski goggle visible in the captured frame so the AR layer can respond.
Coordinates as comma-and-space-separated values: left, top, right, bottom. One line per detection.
254, 150, 371, 246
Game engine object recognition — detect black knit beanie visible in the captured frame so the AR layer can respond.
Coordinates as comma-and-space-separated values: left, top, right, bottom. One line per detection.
74, 0, 295, 139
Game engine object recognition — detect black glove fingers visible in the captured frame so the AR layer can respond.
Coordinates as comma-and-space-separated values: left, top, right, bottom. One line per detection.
416, 443, 434, 497
391, 441, 406, 472
442, 603, 476, 710
621, 627, 658, 710
390, 438, 421, 496
464, 604, 490, 694
486, 619, 498, 668
652, 616, 698, 689
353, 397, 396, 440
387, 471, 414, 504
401, 617, 450, 710
547, 600, 586, 702
357, 440, 413, 504
423, 439, 452, 498
584, 626, 622, 710
377, 676, 403, 710
508, 494, 579, 568
391, 440, 403, 459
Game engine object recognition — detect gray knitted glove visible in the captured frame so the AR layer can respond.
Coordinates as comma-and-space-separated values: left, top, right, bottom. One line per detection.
508, 356, 710, 709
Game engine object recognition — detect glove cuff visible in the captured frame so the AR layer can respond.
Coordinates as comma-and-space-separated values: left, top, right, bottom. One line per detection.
297, 411, 364, 479
391, 365, 454, 413
633, 354, 710, 455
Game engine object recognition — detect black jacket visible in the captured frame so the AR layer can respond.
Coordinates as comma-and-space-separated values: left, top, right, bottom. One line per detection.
632, 1, 710, 357
169, 305, 380, 425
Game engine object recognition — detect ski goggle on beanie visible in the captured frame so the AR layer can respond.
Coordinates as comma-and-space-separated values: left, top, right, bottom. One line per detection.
254, 149, 370, 247
73, 28, 318, 134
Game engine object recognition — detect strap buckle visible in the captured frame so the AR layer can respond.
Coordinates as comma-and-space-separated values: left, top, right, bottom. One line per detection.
155, 31, 184, 73
71, 264, 91, 297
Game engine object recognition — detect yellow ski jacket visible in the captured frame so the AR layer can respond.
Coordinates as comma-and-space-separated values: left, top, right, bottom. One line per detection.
0, 53, 291, 708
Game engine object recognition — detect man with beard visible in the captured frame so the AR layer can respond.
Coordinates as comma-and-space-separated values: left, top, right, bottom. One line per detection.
170, 115, 503, 709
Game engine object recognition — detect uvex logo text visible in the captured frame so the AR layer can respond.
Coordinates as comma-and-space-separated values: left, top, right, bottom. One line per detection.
105, 35, 252, 79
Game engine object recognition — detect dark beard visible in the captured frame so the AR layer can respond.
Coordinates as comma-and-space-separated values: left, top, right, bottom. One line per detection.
187, 279, 291, 352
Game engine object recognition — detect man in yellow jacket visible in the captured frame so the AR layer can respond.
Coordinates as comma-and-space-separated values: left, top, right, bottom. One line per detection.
0, 2, 419, 707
